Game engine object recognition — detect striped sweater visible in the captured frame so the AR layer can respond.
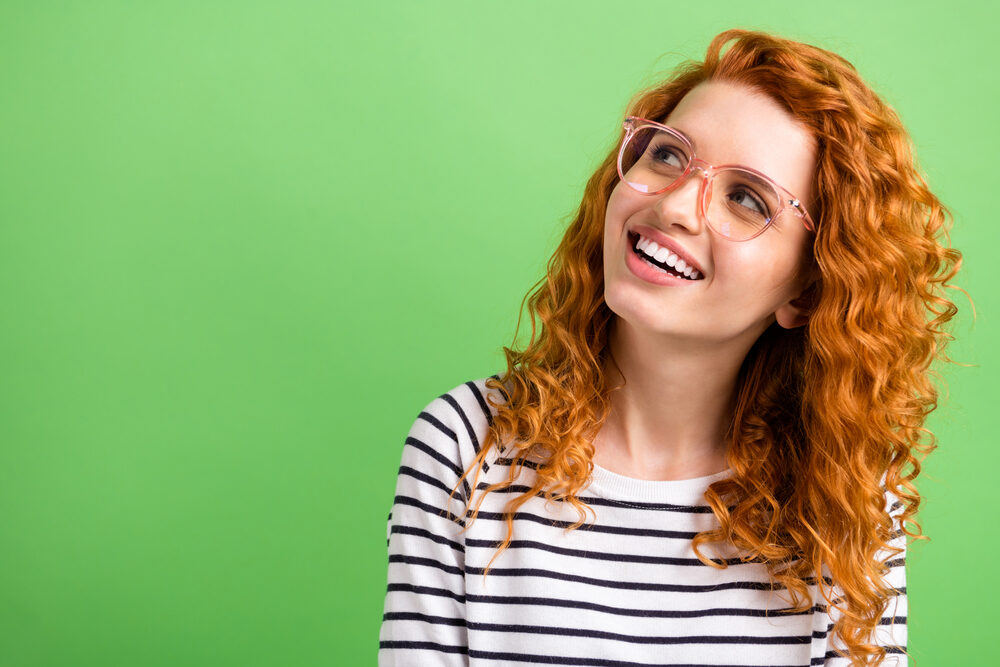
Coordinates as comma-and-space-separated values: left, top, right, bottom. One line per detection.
378, 376, 908, 666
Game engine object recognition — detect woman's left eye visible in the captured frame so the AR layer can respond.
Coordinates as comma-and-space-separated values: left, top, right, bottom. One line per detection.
730, 188, 767, 216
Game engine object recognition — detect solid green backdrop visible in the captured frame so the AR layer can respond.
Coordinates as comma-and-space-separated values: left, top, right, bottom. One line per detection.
0, 1, 993, 665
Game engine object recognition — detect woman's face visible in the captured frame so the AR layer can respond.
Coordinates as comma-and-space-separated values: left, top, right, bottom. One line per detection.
603, 80, 818, 346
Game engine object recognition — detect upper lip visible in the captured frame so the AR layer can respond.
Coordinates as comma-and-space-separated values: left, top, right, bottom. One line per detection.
628, 224, 706, 275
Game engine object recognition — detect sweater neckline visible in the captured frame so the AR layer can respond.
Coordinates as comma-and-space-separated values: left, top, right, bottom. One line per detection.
586, 462, 734, 506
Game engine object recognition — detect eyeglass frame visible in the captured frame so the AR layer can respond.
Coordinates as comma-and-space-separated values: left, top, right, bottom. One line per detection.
616, 116, 817, 241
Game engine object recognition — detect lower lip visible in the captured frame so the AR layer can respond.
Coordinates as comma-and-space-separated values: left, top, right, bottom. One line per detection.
624, 234, 701, 286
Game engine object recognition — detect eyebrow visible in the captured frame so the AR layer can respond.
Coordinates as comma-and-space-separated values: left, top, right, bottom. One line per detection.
670, 126, 698, 151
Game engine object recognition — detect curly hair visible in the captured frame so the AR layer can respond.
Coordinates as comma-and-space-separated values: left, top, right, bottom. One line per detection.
448, 28, 965, 666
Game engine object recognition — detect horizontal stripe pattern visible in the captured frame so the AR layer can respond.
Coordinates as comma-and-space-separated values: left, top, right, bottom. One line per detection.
379, 376, 908, 666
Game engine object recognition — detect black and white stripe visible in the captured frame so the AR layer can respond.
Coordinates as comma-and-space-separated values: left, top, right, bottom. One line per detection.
379, 376, 908, 666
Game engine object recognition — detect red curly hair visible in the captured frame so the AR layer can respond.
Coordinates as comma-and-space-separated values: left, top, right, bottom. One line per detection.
449, 28, 965, 666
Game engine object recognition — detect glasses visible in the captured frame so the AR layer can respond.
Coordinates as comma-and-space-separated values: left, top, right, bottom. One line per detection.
616, 116, 817, 241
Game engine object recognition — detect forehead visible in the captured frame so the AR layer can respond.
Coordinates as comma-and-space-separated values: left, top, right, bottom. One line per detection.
663, 80, 816, 200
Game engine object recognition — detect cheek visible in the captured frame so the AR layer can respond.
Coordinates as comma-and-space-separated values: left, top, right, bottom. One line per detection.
605, 183, 634, 226
604, 188, 620, 227
604, 188, 626, 246
719, 246, 802, 296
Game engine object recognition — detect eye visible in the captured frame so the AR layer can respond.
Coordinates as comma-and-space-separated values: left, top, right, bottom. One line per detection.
728, 187, 770, 218
650, 142, 686, 168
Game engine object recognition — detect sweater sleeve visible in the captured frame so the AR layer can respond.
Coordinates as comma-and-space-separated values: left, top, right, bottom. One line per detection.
824, 488, 909, 666
378, 394, 471, 666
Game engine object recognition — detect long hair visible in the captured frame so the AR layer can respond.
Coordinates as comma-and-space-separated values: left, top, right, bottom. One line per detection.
449, 28, 965, 666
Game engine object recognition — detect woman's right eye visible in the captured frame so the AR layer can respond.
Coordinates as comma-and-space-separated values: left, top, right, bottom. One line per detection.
650, 144, 684, 168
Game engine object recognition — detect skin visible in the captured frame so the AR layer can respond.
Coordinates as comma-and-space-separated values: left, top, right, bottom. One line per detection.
594, 79, 818, 481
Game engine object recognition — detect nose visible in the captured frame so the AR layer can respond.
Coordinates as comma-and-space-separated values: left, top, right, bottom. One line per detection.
650, 166, 709, 234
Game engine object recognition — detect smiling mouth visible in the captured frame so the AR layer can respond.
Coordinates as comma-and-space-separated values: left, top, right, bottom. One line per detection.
627, 231, 702, 281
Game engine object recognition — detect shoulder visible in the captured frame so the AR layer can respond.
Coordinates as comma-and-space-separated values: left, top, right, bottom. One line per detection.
878, 473, 906, 523
423, 373, 506, 427
885, 486, 904, 519
409, 374, 507, 448
397, 374, 510, 497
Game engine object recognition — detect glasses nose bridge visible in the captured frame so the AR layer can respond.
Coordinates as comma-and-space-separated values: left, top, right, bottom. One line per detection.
687, 156, 715, 181
681, 158, 714, 209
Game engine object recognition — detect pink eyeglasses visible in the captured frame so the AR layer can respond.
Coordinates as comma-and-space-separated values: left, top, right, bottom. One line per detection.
617, 116, 817, 241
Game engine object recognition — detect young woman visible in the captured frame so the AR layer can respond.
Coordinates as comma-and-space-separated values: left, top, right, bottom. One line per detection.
379, 28, 963, 667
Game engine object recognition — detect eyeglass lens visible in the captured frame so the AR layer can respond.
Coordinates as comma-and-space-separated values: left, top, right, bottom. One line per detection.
620, 126, 783, 240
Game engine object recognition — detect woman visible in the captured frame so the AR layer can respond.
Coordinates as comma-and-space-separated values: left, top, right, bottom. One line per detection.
379, 28, 963, 667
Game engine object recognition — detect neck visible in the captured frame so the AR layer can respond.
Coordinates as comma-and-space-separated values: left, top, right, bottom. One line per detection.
592, 317, 755, 481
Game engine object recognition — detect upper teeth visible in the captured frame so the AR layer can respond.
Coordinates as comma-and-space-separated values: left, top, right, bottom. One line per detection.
636, 234, 701, 279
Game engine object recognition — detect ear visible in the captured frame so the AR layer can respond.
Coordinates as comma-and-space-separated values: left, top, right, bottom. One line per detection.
775, 273, 819, 330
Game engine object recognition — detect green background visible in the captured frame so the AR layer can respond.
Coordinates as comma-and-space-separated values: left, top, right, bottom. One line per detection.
1, 1, 992, 665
